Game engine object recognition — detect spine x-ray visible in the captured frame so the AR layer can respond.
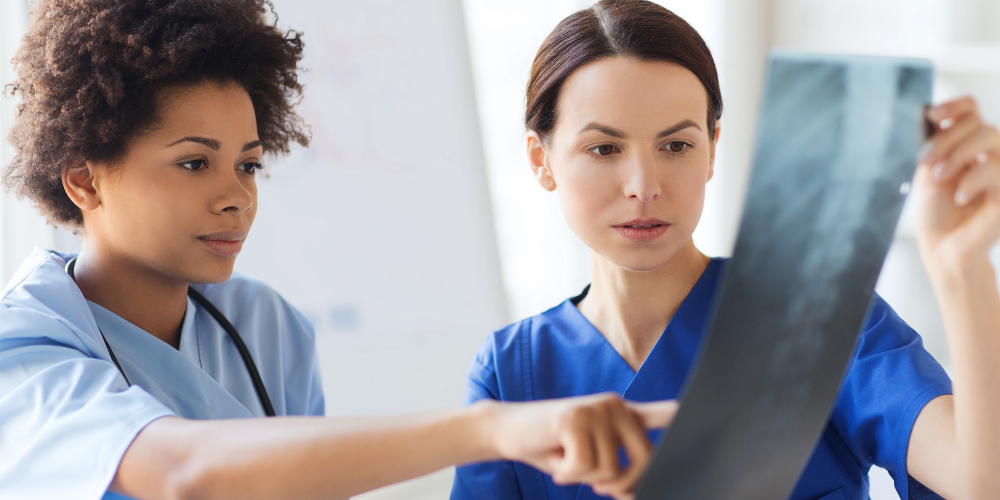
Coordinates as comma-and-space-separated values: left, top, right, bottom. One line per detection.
636, 51, 933, 500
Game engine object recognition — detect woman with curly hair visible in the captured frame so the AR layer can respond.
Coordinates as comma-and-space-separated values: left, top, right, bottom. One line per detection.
0, 1, 677, 499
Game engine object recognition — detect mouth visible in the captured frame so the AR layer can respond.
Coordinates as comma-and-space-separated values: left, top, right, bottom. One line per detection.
613, 219, 670, 242
197, 230, 247, 258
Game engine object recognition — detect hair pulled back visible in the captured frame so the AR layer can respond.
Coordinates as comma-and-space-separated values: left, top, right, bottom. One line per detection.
526, 0, 723, 141
4, 0, 309, 227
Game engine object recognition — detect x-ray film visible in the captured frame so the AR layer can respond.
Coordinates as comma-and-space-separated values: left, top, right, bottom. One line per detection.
635, 52, 933, 500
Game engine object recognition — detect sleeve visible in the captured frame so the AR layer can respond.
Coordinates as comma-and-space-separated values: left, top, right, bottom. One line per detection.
450, 340, 524, 500
0, 306, 174, 500
827, 295, 952, 500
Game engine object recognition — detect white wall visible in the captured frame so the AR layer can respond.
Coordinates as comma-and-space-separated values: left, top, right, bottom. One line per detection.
0, 0, 81, 285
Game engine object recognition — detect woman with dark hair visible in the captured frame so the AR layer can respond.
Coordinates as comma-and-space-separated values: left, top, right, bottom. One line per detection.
0, 1, 679, 499
451, 1, 1000, 499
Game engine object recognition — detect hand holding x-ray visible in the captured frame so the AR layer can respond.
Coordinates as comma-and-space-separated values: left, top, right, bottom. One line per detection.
915, 97, 1000, 270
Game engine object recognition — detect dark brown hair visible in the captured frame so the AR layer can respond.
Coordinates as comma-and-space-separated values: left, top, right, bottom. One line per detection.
526, 0, 722, 142
3, 0, 309, 227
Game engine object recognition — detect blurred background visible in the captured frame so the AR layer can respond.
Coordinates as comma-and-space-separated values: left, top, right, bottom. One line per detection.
1, 0, 998, 498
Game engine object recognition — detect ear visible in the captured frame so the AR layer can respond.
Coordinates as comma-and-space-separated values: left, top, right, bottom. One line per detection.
62, 160, 102, 212
706, 121, 721, 183
527, 131, 557, 192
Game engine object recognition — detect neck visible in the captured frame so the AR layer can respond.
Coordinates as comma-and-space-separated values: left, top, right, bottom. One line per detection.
577, 240, 709, 371
72, 243, 188, 349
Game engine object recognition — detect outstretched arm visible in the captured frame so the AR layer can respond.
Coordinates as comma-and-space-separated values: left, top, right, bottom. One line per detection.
907, 96, 1000, 499
111, 394, 677, 500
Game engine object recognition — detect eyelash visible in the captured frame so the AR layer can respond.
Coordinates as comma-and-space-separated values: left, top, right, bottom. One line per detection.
586, 141, 692, 158
178, 159, 264, 174
240, 162, 264, 174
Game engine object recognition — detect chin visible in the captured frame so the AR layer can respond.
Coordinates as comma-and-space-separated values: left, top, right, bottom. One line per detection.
183, 261, 236, 285
597, 238, 689, 272
604, 252, 673, 272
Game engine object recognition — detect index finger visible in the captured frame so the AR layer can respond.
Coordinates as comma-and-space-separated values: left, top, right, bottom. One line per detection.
625, 400, 679, 429
929, 96, 979, 126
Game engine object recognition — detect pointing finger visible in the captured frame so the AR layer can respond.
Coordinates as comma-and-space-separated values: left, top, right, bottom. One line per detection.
627, 400, 679, 429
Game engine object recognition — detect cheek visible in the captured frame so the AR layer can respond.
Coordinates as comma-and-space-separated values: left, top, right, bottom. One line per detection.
554, 160, 619, 229
107, 169, 204, 245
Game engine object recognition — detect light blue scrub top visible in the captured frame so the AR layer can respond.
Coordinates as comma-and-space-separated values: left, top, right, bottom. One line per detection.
452, 258, 952, 500
0, 249, 324, 499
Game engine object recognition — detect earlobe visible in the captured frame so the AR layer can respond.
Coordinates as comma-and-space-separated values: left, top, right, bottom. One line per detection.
707, 123, 721, 182
526, 132, 557, 192
62, 161, 102, 211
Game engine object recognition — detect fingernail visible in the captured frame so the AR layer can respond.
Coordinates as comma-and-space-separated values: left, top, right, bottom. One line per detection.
932, 162, 946, 179
955, 190, 967, 205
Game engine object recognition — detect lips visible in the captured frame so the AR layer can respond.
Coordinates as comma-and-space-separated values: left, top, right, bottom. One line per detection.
613, 218, 670, 242
197, 230, 247, 258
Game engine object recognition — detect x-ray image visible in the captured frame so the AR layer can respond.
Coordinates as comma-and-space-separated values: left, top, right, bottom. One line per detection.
636, 52, 933, 500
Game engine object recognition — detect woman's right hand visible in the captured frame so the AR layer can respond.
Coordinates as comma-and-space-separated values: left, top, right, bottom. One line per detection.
475, 393, 679, 500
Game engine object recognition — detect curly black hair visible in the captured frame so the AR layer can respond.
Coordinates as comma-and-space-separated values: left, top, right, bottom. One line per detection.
3, 0, 309, 226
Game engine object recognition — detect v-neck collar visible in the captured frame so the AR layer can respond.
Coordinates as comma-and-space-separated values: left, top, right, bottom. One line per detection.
560, 258, 724, 396
86, 298, 254, 419
87, 296, 200, 358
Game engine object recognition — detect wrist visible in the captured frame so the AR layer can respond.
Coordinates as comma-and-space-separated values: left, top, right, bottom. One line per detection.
926, 250, 995, 290
464, 400, 503, 462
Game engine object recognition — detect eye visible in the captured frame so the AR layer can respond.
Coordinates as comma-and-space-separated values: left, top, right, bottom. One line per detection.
179, 159, 207, 171
663, 141, 690, 153
239, 161, 263, 174
589, 144, 620, 156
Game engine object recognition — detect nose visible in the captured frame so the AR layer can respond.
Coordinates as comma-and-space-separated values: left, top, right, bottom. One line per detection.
623, 153, 660, 203
211, 169, 254, 216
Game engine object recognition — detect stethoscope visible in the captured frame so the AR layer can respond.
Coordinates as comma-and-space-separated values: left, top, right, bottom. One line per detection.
66, 257, 276, 417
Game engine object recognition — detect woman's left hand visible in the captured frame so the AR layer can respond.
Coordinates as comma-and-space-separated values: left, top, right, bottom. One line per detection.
915, 96, 1000, 275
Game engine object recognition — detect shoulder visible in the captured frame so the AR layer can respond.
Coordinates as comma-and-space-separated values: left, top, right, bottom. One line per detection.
854, 293, 928, 358
0, 249, 101, 355
473, 299, 580, 367
468, 299, 582, 398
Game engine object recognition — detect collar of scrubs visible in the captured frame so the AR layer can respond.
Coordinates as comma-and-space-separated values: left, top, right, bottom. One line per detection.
86, 295, 259, 420
543, 258, 724, 404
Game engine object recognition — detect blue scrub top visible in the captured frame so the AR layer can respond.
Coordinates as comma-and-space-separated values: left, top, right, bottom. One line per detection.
0, 249, 324, 499
451, 258, 952, 500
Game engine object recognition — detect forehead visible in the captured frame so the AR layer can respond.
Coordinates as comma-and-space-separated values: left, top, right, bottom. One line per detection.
555, 57, 709, 134
152, 81, 257, 137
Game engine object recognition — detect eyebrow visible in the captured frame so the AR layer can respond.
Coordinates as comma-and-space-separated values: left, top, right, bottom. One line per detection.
165, 137, 263, 152
577, 119, 701, 139
656, 119, 701, 138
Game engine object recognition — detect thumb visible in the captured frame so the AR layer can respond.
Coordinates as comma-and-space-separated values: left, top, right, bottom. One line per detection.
626, 400, 679, 429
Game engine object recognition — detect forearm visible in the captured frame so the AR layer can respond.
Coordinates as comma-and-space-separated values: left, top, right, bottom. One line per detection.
929, 257, 1000, 499
113, 402, 499, 500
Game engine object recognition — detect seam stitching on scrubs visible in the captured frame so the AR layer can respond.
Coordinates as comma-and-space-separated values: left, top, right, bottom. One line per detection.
520, 319, 534, 402
894, 383, 952, 499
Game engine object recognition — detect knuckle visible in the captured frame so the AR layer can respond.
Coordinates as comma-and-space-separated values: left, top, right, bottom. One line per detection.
987, 125, 1000, 142
596, 393, 624, 411
566, 406, 592, 427
600, 462, 620, 480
